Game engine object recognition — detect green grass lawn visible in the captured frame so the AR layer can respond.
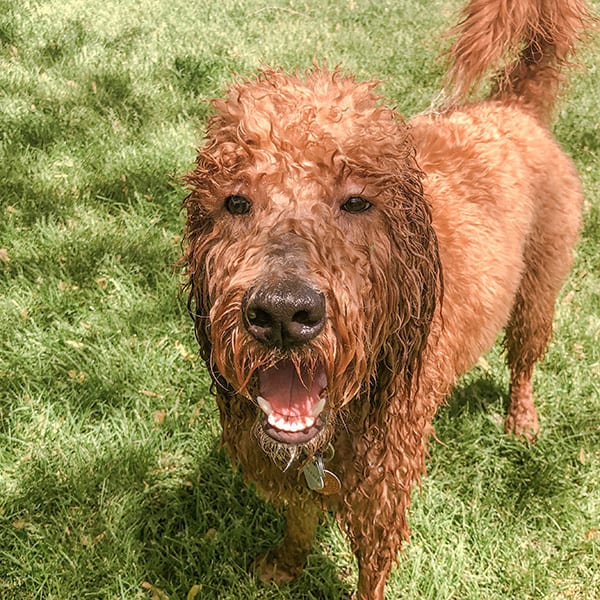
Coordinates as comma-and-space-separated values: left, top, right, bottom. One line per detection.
1, 0, 598, 598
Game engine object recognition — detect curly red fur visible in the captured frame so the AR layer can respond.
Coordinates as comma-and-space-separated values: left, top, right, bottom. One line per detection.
445, 0, 596, 122
182, 1, 593, 598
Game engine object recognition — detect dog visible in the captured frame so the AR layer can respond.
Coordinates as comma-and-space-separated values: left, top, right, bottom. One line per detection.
182, 0, 593, 597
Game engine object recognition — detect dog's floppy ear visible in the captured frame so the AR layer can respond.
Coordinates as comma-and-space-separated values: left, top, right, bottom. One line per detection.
183, 187, 239, 399
372, 166, 442, 414
344, 173, 441, 553
182, 192, 214, 364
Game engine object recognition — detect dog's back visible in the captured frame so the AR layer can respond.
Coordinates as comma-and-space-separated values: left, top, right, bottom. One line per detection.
411, 0, 593, 439
412, 101, 582, 376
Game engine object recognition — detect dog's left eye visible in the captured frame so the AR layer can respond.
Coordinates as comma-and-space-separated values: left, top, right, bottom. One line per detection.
341, 196, 372, 213
224, 194, 252, 215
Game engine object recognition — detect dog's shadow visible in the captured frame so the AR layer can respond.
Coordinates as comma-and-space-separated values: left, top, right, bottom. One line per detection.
429, 370, 574, 513
137, 444, 353, 599
442, 369, 509, 421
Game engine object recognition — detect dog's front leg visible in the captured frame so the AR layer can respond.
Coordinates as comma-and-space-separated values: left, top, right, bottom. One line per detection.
254, 494, 320, 585
342, 481, 410, 600
351, 522, 400, 600
356, 552, 392, 600
343, 450, 418, 599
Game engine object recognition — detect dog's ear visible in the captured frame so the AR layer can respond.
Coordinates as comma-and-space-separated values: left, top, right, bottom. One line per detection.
345, 170, 441, 526
182, 192, 214, 363
342, 168, 441, 567
373, 168, 442, 413
182, 117, 244, 366
183, 187, 240, 400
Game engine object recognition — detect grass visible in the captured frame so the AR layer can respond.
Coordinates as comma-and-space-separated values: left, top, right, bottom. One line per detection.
0, 0, 598, 598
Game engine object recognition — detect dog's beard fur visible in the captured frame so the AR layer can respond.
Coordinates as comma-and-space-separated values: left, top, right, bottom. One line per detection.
252, 413, 336, 471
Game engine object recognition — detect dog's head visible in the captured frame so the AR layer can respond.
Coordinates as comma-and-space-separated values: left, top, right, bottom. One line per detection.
183, 67, 441, 462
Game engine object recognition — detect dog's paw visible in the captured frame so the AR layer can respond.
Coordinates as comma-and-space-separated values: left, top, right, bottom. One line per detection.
505, 408, 539, 442
252, 547, 306, 585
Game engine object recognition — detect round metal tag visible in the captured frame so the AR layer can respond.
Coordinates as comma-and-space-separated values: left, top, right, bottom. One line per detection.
318, 469, 341, 495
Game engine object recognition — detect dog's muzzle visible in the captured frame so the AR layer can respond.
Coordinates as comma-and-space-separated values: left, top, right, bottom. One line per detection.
242, 278, 329, 447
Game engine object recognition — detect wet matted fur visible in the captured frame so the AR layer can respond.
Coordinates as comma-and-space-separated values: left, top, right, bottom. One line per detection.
182, 1, 594, 598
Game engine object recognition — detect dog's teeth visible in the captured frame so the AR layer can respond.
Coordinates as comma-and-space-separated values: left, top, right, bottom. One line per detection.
256, 396, 273, 416
311, 396, 326, 417
294, 416, 315, 431
290, 416, 315, 431
304, 415, 316, 429
268, 414, 285, 429
287, 420, 302, 432
267, 413, 316, 432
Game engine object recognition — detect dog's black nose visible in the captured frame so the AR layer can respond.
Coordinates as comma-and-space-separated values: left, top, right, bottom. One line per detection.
243, 279, 326, 348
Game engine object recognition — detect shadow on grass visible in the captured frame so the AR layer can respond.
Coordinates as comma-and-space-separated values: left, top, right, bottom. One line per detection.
442, 371, 508, 421
137, 446, 352, 599
430, 373, 588, 526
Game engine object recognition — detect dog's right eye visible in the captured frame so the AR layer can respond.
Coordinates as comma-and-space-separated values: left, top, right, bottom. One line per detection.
341, 196, 372, 214
224, 194, 252, 215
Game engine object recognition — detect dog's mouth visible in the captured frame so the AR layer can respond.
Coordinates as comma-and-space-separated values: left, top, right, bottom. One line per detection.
255, 358, 328, 445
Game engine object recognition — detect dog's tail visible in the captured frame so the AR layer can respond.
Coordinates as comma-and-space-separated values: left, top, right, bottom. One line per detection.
445, 0, 595, 123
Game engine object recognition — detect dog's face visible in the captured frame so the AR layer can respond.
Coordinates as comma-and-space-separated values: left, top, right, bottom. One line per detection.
184, 68, 440, 460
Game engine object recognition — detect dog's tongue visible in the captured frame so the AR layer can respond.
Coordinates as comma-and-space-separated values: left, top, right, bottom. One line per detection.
257, 359, 327, 433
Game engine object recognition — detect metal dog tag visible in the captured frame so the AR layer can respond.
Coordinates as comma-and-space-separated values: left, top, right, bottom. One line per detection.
303, 457, 325, 491
319, 470, 342, 495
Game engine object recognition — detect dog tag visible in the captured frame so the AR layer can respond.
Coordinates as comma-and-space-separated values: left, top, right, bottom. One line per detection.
319, 470, 342, 495
303, 457, 325, 491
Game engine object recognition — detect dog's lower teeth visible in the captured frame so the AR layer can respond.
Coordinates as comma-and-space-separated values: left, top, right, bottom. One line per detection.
267, 414, 315, 432
258, 394, 320, 432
